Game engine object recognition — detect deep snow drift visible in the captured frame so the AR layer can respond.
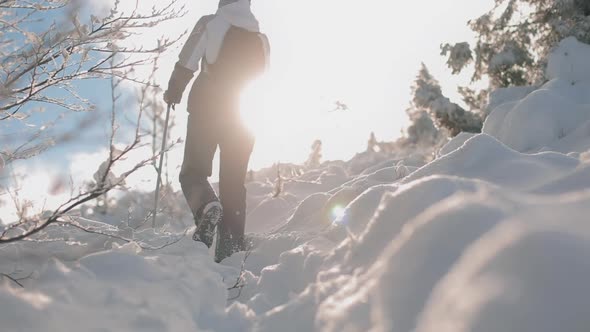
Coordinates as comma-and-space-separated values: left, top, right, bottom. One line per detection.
1, 38, 590, 331
483, 37, 590, 154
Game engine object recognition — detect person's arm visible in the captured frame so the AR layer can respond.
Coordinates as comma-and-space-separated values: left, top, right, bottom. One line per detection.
164, 15, 215, 105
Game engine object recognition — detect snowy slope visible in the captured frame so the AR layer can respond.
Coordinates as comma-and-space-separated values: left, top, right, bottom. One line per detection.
2, 38, 590, 331
483, 37, 590, 154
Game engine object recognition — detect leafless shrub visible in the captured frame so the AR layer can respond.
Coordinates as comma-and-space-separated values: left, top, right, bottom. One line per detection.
1, 0, 185, 161
0, 0, 185, 242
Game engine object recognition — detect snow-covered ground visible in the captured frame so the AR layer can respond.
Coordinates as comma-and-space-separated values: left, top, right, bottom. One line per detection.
2, 38, 590, 331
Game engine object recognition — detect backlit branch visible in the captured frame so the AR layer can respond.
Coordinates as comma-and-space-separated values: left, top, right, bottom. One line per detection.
0, 0, 186, 120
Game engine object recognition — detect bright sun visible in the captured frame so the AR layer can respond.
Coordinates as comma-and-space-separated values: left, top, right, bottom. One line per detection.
239, 75, 279, 136
238, 72, 323, 167
239, 72, 317, 135
237, 67, 370, 171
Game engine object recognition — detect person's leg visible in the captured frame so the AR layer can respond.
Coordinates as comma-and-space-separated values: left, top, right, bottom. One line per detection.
215, 120, 255, 261
179, 112, 218, 223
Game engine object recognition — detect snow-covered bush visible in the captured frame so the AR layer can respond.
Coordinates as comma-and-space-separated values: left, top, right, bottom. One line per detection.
483, 37, 590, 153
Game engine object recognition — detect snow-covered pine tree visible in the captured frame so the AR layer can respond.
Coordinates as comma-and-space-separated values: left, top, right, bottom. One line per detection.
367, 132, 379, 152
305, 140, 323, 169
405, 108, 439, 146
411, 64, 483, 137
441, 0, 590, 114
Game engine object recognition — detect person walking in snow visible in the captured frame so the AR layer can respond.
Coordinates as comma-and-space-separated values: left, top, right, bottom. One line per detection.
164, 0, 270, 262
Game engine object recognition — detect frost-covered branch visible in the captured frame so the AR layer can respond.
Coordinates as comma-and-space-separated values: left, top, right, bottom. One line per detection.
0, 0, 186, 242
53, 217, 189, 251
0, 46, 178, 243
0, 0, 185, 120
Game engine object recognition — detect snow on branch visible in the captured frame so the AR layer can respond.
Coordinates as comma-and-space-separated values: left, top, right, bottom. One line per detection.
0, 0, 186, 120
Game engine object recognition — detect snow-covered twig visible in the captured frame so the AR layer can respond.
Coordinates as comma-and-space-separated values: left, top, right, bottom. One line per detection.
227, 249, 253, 301
55, 219, 189, 251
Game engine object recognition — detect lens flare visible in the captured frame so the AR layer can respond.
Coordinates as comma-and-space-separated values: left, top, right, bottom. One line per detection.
332, 205, 347, 223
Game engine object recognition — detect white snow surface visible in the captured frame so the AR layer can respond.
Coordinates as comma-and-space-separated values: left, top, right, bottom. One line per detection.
483, 38, 590, 153
546, 37, 590, 84
2, 39, 590, 331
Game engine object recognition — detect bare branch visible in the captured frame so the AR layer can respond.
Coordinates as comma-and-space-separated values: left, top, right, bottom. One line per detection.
53, 218, 189, 251
227, 249, 253, 301
0, 0, 184, 244
0, 271, 33, 288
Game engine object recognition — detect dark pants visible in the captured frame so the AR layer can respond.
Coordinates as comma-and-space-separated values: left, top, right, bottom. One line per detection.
179, 75, 254, 252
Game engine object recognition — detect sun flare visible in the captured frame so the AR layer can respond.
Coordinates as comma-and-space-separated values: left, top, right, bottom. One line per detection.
239, 75, 280, 136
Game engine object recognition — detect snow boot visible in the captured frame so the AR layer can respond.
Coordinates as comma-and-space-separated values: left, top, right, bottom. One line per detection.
214, 228, 232, 263
214, 229, 247, 263
214, 233, 255, 263
193, 201, 223, 248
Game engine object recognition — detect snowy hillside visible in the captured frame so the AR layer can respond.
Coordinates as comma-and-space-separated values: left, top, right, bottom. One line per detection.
1, 38, 590, 331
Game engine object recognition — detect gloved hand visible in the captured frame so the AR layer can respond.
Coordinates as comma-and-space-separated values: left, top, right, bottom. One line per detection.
163, 89, 181, 105
164, 63, 195, 106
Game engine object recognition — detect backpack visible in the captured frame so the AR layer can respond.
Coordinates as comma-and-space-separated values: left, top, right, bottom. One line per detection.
204, 26, 268, 89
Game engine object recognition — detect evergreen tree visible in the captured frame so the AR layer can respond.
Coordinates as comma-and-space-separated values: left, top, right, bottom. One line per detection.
441, 0, 590, 114
410, 64, 483, 137
405, 108, 439, 146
